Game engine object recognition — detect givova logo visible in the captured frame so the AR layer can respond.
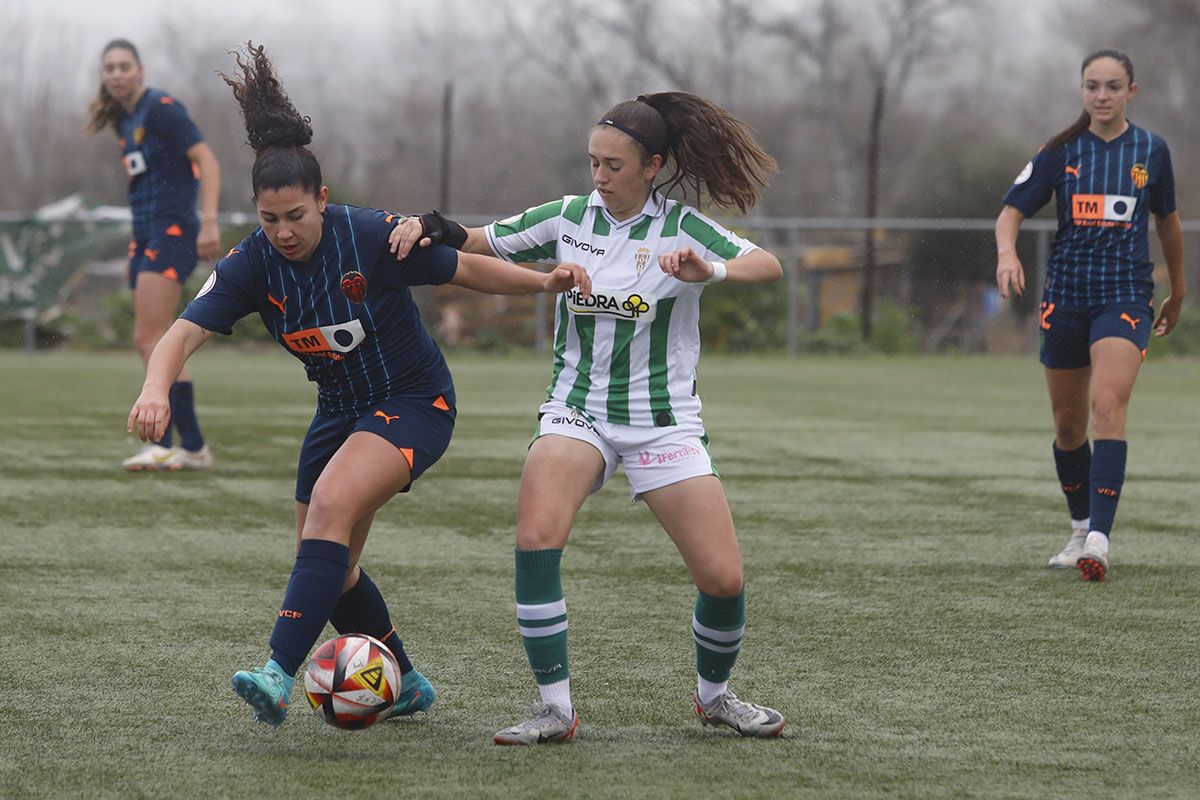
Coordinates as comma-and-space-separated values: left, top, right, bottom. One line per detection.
566, 288, 657, 322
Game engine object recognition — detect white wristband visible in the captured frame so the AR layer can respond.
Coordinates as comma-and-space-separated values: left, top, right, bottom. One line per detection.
704, 261, 727, 284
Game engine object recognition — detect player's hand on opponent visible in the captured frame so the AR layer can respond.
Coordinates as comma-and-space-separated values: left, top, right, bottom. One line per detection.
658, 247, 720, 283
996, 252, 1025, 299
544, 262, 590, 298
128, 388, 172, 443
197, 220, 222, 261
1154, 293, 1184, 336
388, 216, 429, 260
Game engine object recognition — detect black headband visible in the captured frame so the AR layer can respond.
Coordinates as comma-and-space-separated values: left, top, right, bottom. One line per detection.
597, 117, 662, 156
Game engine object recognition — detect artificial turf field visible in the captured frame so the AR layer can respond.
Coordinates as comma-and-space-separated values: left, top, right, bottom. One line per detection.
1, 350, 1198, 799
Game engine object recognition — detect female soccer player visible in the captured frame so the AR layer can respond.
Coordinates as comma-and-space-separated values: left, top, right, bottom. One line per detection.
88, 39, 222, 471
392, 92, 787, 742
128, 43, 590, 727
995, 49, 1185, 582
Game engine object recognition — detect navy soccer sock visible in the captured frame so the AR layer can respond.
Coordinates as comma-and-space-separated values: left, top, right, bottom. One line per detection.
169, 381, 205, 452
268, 539, 351, 676
1052, 440, 1091, 523
329, 568, 414, 674
1089, 439, 1127, 539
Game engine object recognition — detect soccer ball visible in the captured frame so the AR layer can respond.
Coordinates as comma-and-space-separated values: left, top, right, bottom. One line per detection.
304, 634, 401, 730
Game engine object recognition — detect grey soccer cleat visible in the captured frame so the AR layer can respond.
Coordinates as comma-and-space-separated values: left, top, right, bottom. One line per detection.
493, 704, 579, 745
694, 691, 786, 738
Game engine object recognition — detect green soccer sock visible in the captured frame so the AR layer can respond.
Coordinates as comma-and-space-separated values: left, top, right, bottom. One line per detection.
515, 549, 569, 686
693, 590, 745, 683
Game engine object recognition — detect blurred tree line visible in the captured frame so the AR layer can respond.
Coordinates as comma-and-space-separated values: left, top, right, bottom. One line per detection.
0, 0, 1195, 351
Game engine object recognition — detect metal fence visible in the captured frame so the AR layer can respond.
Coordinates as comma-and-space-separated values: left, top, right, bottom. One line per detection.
3, 208, 1197, 354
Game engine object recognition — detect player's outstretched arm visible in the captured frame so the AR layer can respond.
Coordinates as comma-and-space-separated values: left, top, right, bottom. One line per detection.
1153, 211, 1186, 336
658, 246, 782, 285
995, 205, 1027, 299
128, 319, 214, 442
389, 212, 493, 259
450, 252, 590, 298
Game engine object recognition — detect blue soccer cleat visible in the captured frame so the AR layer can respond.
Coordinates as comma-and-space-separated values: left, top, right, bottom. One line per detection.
232, 662, 292, 727
386, 669, 436, 719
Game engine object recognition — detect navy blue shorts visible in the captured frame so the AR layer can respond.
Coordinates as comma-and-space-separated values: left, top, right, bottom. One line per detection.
1039, 299, 1154, 369
128, 217, 199, 289
295, 394, 456, 503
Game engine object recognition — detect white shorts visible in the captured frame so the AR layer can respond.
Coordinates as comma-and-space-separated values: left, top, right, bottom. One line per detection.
534, 401, 718, 500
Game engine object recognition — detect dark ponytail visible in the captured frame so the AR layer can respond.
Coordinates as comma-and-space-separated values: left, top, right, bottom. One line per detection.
1044, 48, 1135, 151
596, 92, 776, 214
85, 39, 140, 134
220, 42, 322, 198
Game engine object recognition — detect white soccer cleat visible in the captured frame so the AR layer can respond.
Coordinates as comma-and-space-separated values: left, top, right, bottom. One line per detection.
122, 444, 177, 472
1048, 534, 1087, 569
493, 704, 579, 745
165, 445, 214, 471
1076, 539, 1109, 582
694, 691, 786, 738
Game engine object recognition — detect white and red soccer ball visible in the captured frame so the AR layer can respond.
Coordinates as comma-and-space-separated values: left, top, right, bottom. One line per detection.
303, 634, 401, 730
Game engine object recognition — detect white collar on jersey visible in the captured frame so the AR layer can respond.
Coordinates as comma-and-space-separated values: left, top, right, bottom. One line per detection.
587, 189, 668, 220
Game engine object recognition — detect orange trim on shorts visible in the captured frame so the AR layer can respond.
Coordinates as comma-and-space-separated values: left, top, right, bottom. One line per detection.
399, 448, 414, 469
432, 395, 450, 411
165, 223, 184, 237
162, 267, 179, 282
144, 248, 159, 262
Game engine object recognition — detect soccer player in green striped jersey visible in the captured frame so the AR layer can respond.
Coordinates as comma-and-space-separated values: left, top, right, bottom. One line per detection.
393, 92, 787, 742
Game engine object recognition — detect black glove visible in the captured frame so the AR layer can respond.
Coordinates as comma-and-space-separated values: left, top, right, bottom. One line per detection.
418, 210, 468, 250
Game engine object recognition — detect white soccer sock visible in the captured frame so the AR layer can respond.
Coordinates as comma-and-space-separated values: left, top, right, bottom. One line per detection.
539, 678, 572, 715
1085, 530, 1109, 555
697, 676, 728, 706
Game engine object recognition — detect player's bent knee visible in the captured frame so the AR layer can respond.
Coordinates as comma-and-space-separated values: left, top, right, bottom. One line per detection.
696, 569, 744, 599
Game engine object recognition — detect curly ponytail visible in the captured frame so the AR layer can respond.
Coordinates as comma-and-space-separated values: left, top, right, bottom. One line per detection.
85, 39, 139, 134
220, 42, 322, 198
596, 92, 777, 214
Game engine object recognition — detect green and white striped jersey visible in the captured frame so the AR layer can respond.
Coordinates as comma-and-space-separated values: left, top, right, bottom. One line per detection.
486, 190, 758, 428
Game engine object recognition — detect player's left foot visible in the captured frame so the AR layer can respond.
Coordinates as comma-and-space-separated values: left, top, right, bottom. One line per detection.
694, 691, 785, 738
1076, 542, 1109, 582
232, 663, 291, 727
385, 669, 436, 718
166, 444, 214, 471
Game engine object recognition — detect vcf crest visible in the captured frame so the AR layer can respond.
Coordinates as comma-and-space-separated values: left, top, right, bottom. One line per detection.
340, 271, 367, 303
634, 247, 652, 275
1130, 163, 1148, 190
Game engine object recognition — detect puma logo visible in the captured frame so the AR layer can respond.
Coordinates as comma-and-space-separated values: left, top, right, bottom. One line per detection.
1065, 164, 1081, 178
1120, 313, 1140, 330
374, 410, 400, 425
267, 293, 287, 314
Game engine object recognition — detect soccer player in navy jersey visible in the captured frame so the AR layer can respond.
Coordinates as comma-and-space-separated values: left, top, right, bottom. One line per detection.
995, 49, 1185, 582
127, 43, 590, 727
88, 39, 222, 472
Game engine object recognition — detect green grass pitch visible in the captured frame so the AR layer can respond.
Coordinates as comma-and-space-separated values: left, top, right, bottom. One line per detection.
1, 350, 1198, 799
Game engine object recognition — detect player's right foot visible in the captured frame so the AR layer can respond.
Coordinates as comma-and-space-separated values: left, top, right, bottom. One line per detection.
385, 669, 436, 718
1048, 534, 1087, 569
694, 691, 786, 738
232, 664, 291, 727
1076, 540, 1109, 582
122, 444, 176, 471
493, 704, 579, 745
165, 444, 214, 471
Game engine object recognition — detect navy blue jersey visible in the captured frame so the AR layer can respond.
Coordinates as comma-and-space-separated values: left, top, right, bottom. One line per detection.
1003, 123, 1176, 305
115, 88, 204, 241
181, 204, 459, 417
